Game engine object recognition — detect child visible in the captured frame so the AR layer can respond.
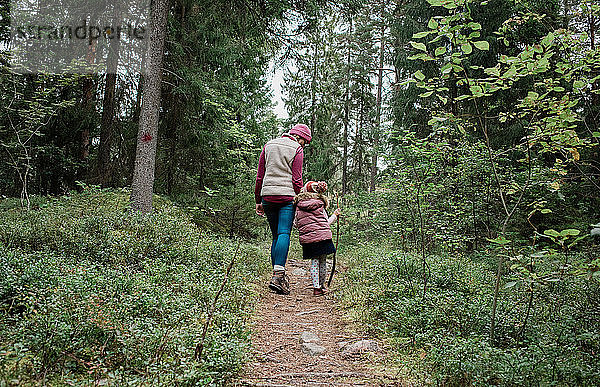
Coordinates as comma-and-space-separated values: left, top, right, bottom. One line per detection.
294, 181, 341, 296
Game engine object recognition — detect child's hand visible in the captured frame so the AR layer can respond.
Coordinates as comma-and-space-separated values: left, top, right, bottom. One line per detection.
333, 208, 341, 217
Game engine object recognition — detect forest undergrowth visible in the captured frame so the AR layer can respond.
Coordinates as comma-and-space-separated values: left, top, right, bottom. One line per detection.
337, 241, 600, 386
0, 188, 270, 385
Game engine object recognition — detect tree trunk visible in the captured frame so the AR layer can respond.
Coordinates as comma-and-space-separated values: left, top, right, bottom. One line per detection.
166, 88, 179, 195
134, 71, 144, 123
310, 33, 319, 135
590, 13, 595, 51
357, 100, 364, 189
130, 0, 170, 214
79, 16, 98, 164
370, 10, 385, 193
80, 75, 95, 161
342, 17, 352, 195
165, 4, 186, 196
563, 0, 570, 30
97, 5, 122, 187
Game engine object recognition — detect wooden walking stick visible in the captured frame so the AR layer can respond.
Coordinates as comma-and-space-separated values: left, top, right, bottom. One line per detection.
327, 192, 340, 287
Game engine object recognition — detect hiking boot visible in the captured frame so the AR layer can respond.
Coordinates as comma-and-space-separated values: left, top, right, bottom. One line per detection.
313, 288, 325, 297
269, 271, 290, 295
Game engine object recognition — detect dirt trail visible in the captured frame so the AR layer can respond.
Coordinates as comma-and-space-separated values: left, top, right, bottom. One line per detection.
236, 258, 402, 387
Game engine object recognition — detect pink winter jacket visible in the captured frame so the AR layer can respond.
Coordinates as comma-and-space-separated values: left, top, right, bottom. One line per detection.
294, 192, 337, 244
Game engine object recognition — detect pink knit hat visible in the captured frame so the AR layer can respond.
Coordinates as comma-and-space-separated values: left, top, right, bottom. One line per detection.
303, 181, 327, 193
289, 124, 312, 143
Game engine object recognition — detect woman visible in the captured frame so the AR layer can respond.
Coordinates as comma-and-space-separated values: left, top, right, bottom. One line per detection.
255, 124, 312, 295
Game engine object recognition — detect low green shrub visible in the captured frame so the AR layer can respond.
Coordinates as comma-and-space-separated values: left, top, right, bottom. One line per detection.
0, 189, 269, 385
339, 244, 600, 386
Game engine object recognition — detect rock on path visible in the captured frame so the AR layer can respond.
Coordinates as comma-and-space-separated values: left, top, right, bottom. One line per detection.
341, 340, 379, 357
301, 342, 327, 356
300, 331, 321, 344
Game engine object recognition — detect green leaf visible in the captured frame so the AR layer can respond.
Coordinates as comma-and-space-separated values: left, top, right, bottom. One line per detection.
568, 235, 588, 249
428, 18, 439, 29
543, 229, 560, 238
470, 85, 483, 96
484, 67, 500, 77
408, 53, 433, 61
414, 70, 425, 81
410, 41, 427, 51
473, 40, 489, 51
468, 22, 482, 30
503, 281, 517, 289
560, 229, 580, 237
541, 32, 555, 48
461, 43, 473, 54
451, 64, 464, 73
413, 31, 431, 39
419, 91, 434, 98
530, 251, 548, 258
435, 46, 447, 56
573, 80, 585, 89
486, 236, 511, 245
540, 209, 552, 214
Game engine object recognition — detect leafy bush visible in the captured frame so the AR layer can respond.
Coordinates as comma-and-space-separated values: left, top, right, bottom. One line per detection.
339, 243, 600, 386
0, 188, 269, 385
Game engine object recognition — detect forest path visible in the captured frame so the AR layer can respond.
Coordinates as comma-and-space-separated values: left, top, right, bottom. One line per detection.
235, 258, 402, 387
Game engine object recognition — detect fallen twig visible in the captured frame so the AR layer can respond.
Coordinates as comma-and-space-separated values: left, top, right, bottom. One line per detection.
262, 342, 294, 356
294, 309, 320, 316
195, 241, 241, 360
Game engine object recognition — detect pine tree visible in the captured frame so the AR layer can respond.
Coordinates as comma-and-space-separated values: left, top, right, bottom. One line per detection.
283, 10, 344, 182
130, 0, 170, 213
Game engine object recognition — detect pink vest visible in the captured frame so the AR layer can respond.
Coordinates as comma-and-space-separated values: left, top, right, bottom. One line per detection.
295, 198, 333, 244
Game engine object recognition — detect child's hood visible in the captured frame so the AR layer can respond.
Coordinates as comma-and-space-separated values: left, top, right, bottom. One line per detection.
294, 191, 328, 210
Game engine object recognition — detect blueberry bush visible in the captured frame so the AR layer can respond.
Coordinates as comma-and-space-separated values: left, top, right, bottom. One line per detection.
338, 243, 600, 385
0, 188, 269, 385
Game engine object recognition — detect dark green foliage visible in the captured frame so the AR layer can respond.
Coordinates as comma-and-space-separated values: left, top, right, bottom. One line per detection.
0, 188, 269, 384
0, 72, 86, 198
156, 0, 282, 197
282, 9, 344, 182
339, 244, 600, 385
0, 0, 283, 209
343, 134, 500, 253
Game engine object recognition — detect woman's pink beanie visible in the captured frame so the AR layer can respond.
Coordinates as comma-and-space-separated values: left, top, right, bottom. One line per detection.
289, 124, 312, 143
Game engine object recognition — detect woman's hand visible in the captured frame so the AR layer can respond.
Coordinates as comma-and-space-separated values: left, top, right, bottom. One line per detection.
256, 203, 264, 216
333, 208, 341, 217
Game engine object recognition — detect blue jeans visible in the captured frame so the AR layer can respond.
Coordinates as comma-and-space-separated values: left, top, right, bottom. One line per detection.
262, 200, 294, 268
